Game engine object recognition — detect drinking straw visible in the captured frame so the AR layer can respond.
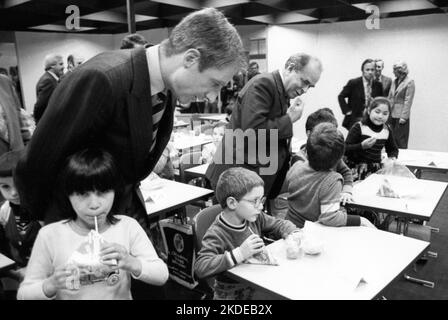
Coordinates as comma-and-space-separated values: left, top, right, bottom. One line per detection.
94, 216, 98, 232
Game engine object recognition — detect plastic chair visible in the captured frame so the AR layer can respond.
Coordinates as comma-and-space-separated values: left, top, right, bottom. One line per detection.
192, 204, 222, 299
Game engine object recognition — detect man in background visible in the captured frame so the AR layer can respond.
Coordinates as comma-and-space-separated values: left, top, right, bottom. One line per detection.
33, 54, 64, 123
338, 58, 382, 130
66, 54, 85, 73
374, 59, 392, 96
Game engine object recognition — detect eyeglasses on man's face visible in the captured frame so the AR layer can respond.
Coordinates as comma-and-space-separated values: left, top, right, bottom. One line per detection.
240, 196, 266, 208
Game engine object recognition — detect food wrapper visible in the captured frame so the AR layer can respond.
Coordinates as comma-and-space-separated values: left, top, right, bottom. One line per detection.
245, 247, 278, 266
376, 178, 400, 198
65, 230, 119, 288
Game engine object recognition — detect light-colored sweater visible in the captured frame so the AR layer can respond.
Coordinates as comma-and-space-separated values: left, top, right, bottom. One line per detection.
286, 161, 361, 228
17, 215, 168, 300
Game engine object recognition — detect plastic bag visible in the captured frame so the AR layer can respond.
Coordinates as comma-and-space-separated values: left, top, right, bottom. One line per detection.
377, 159, 416, 179
376, 159, 419, 199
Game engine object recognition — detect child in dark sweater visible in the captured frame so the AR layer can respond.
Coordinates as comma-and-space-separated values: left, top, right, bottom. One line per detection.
345, 97, 399, 180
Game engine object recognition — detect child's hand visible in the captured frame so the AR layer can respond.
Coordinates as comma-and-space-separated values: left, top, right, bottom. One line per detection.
239, 234, 265, 260
100, 243, 142, 277
360, 217, 376, 229
361, 137, 377, 149
340, 192, 353, 205
43, 265, 75, 297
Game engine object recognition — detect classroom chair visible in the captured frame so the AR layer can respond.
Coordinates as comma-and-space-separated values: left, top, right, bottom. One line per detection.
192, 204, 222, 299
179, 151, 210, 208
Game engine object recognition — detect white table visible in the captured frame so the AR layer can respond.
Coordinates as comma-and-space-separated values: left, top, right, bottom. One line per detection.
348, 174, 448, 221
0, 253, 15, 271
199, 114, 227, 122
173, 121, 190, 129
397, 149, 448, 176
226, 222, 429, 300
139, 177, 213, 217
184, 163, 209, 178
172, 135, 214, 151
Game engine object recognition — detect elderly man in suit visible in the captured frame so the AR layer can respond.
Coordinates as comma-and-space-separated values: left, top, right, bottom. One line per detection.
33, 54, 64, 123
388, 61, 415, 149
15, 8, 246, 227
338, 59, 383, 130
206, 53, 322, 201
374, 59, 392, 96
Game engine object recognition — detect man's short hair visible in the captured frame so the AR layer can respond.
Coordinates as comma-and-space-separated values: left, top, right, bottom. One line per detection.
305, 108, 337, 133
361, 58, 374, 71
215, 167, 264, 209
161, 8, 246, 71
120, 33, 149, 49
44, 54, 63, 71
307, 123, 344, 171
374, 59, 384, 65
284, 53, 322, 73
249, 61, 259, 69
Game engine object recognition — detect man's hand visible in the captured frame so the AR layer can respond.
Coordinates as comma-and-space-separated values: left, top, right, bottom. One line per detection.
287, 97, 304, 123
361, 137, 377, 149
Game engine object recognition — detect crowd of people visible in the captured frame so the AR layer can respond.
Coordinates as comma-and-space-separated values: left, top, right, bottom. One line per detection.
0, 6, 416, 300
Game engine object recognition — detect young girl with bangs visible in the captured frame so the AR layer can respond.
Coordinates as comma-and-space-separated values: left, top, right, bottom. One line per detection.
18, 148, 168, 300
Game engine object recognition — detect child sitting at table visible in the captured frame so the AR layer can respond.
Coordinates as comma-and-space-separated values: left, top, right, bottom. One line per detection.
286, 123, 376, 229
17, 148, 168, 300
345, 97, 399, 181
194, 167, 299, 300
201, 124, 225, 164
291, 108, 354, 205
0, 149, 42, 288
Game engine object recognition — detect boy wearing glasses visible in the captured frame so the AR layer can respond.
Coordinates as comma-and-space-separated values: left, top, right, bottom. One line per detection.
194, 167, 298, 300
286, 123, 375, 229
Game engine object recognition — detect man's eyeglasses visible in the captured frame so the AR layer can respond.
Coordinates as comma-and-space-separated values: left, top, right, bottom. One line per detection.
240, 196, 266, 208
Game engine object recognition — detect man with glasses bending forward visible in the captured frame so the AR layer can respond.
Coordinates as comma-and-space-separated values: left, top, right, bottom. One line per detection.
15, 8, 246, 229
206, 53, 323, 207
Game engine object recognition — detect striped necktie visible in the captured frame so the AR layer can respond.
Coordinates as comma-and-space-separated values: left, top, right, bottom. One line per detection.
150, 92, 167, 153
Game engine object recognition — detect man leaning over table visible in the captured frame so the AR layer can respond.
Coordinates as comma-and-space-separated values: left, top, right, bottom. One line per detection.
206, 53, 322, 203
14, 8, 247, 231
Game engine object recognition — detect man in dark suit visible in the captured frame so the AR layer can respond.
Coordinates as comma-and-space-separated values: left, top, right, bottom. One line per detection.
33, 54, 64, 123
206, 53, 322, 200
374, 59, 392, 96
338, 59, 383, 130
15, 8, 246, 227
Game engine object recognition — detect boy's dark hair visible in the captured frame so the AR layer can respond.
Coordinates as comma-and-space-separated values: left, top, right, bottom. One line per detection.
362, 96, 392, 124
305, 108, 337, 133
56, 148, 123, 223
215, 167, 264, 209
307, 122, 345, 171
0, 149, 25, 178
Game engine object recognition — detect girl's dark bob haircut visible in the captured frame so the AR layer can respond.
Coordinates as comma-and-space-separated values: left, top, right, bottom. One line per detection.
56, 148, 123, 223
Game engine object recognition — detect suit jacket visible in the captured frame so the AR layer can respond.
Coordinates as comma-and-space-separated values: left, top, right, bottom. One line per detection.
206, 70, 292, 196
388, 76, 415, 120
378, 75, 392, 97
15, 48, 173, 220
0, 75, 25, 154
33, 71, 58, 123
338, 76, 383, 129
